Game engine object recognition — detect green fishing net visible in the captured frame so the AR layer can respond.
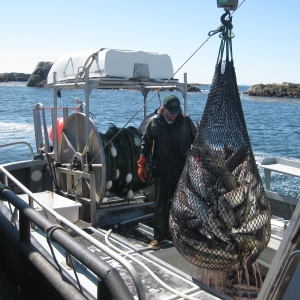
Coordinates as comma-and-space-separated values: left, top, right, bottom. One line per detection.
100, 125, 153, 197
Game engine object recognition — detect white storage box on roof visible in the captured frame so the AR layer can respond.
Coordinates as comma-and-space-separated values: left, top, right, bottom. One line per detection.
47, 48, 174, 84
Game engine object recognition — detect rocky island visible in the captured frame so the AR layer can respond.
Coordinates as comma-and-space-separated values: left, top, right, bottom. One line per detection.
244, 82, 300, 98
1, 65, 299, 98
0, 61, 53, 87
26, 61, 53, 87
0, 62, 202, 92
0, 73, 30, 82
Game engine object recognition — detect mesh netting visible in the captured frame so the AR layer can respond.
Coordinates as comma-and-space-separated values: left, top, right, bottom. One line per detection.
100, 125, 153, 197
170, 60, 271, 270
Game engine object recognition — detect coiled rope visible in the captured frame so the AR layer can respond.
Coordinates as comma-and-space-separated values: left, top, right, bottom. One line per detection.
45, 224, 84, 294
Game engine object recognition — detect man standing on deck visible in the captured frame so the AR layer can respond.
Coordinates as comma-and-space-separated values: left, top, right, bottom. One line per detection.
137, 95, 197, 250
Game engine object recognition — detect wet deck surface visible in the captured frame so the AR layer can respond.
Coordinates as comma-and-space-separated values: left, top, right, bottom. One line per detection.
71, 224, 221, 299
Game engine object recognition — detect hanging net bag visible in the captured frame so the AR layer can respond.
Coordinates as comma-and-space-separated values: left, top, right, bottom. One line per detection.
170, 12, 271, 273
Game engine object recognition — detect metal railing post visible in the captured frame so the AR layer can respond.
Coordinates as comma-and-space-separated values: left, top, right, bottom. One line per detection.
184, 73, 188, 114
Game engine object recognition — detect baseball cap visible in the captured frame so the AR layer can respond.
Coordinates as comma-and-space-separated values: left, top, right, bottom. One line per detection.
163, 95, 182, 114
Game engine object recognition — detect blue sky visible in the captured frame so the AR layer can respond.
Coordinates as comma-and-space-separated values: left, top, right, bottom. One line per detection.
1, 0, 299, 85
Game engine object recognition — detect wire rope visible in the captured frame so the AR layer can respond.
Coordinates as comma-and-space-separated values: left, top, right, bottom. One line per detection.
70, 0, 247, 202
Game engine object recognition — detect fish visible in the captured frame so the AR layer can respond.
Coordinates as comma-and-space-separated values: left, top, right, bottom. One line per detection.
232, 156, 249, 177
244, 185, 258, 221
225, 144, 249, 172
169, 215, 195, 238
171, 137, 271, 269
182, 238, 237, 269
185, 186, 210, 225
240, 170, 254, 185
223, 183, 248, 208
181, 235, 238, 261
203, 221, 231, 243
171, 197, 196, 220
247, 241, 265, 264
218, 197, 237, 227
186, 218, 202, 229
205, 186, 219, 209
232, 234, 261, 252
186, 158, 210, 200
232, 210, 270, 234
215, 180, 227, 195
252, 182, 269, 210
257, 192, 270, 210
184, 186, 231, 243
193, 252, 236, 269
231, 156, 255, 185
235, 202, 246, 224
199, 227, 214, 240
237, 163, 254, 184
221, 143, 234, 161
186, 156, 205, 190
196, 146, 237, 191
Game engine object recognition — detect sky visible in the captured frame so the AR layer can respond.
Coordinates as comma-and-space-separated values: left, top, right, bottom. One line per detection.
0, 0, 299, 85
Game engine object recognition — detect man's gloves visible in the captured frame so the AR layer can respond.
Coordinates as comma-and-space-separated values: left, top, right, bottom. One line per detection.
137, 156, 148, 182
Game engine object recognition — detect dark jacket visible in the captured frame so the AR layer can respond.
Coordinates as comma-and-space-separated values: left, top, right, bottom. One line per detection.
140, 111, 197, 179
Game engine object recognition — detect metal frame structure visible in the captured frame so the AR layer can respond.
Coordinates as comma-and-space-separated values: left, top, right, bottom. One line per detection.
32, 69, 189, 226
48, 69, 188, 164
257, 198, 300, 300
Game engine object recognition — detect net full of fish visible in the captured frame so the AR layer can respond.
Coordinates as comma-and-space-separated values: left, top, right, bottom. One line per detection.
169, 60, 271, 270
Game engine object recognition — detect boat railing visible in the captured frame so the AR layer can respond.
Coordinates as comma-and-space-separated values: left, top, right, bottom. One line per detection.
259, 157, 300, 190
0, 141, 35, 160
257, 193, 300, 300
258, 157, 300, 219
0, 165, 146, 300
0, 182, 135, 300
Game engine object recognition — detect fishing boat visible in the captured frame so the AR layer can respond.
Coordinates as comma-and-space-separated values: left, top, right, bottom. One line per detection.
1, 5, 300, 300
1, 46, 300, 300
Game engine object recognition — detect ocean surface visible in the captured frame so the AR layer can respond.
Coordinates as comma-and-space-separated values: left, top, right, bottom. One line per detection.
0, 82, 299, 197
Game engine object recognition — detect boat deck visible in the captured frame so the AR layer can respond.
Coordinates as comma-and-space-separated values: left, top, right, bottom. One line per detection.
25, 205, 229, 300
0, 197, 290, 300
0, 263, 19, 300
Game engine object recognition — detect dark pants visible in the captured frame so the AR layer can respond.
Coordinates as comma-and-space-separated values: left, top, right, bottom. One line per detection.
153, 177, 179, 241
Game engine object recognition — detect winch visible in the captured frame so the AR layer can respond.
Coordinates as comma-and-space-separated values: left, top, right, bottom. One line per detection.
57, 113, 153, 204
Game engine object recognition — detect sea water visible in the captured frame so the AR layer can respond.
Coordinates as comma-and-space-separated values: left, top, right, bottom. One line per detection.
0, 82, 299, 197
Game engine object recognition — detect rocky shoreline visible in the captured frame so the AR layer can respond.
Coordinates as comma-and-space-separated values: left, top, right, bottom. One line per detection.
0, 61, 53, 87
0, 73, 30, 82
26, 61, 54, 87
1, 66, 299, 98
243, 83, 300, 98
0, 62, 203, 92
